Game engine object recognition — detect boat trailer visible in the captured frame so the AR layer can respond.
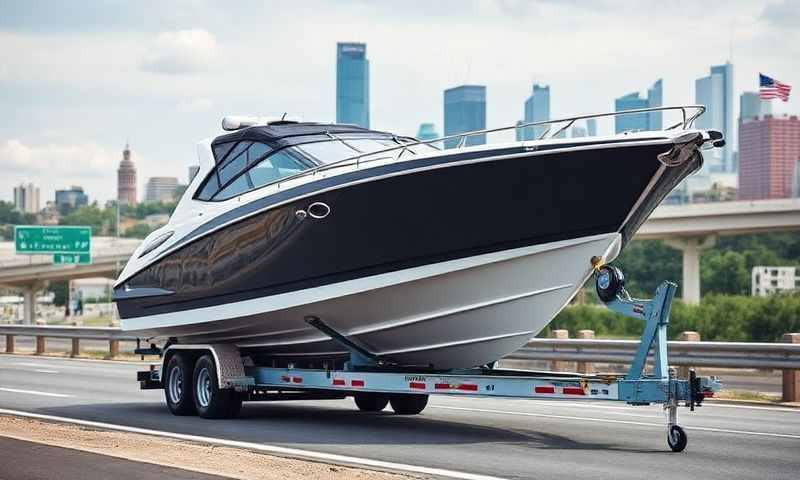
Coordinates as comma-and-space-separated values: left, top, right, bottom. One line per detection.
138, 266, 721, 452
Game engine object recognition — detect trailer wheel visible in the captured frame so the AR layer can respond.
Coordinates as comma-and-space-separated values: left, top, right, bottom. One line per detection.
164, 353, 196, 416
193, 354, 243, 419
667, 425, 687, 452
389, 394, 428, 415
353, 393, 389, 412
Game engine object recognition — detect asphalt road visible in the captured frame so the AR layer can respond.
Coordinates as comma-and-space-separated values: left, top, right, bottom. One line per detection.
0, 437, 228, 480
0, 355, 798, 480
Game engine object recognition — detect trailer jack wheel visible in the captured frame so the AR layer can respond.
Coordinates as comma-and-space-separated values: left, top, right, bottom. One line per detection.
667, 425, 687, 452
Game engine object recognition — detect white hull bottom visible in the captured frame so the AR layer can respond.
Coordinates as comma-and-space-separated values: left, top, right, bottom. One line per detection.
123, 233, 622, 369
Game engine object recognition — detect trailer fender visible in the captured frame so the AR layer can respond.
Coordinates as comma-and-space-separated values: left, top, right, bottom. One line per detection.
162, 344, 254, 391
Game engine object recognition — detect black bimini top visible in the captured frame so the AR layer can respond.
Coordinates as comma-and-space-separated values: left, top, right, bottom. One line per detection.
211, 122, 396, 152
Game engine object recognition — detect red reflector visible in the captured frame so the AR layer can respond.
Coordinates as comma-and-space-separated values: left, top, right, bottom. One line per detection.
563, 387, 585, 395
281, 376, 291, 383
291, 377, 303, 384
535, 386, 555, 394
332, 379, 346, 386
351, 379, 365, 388
703, 391, 714, 398
457, 384, 478, 392
434, 383, 451, 390
409, 382, 426, 390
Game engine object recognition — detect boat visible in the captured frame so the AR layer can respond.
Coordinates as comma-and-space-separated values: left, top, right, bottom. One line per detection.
114, 106, 723, 369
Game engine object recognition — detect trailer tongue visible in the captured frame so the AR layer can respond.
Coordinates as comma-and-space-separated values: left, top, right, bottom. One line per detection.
137, 266, 721, 453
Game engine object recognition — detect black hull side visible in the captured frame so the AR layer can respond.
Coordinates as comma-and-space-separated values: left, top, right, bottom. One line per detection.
117, 142, 696, 319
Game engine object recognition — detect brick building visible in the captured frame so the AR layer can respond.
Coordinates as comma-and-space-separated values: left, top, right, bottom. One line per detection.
738, 115, 800, 200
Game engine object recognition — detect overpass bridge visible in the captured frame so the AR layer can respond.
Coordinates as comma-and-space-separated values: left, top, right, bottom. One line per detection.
1, 198, 798, 323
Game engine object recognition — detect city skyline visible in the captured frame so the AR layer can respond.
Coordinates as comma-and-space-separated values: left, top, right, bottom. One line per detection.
1, 1, 798, 204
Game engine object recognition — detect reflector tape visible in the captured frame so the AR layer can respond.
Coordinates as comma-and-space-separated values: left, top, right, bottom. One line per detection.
351, 379, 365, 388
332, 379, 346, 386
281, 375, 303, 384
562, 386, 585, 395
534, 386, 555, 394
409, 382, 426, 390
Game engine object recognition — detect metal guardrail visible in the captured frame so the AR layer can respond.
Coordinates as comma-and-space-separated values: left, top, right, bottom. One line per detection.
0, 325, 137, 341
507, 338, 800, 370
2, 325, 798, 369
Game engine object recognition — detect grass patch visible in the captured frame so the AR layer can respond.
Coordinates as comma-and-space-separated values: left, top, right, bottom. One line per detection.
716, 389, 781, 403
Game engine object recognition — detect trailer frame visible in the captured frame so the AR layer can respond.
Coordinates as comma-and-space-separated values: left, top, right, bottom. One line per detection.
138, 266, 721, 452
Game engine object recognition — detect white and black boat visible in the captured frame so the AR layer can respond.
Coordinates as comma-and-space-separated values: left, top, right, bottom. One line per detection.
114, 106, 723, 369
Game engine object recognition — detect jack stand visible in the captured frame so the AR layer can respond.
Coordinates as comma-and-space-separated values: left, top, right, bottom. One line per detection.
594, 265, 712, 452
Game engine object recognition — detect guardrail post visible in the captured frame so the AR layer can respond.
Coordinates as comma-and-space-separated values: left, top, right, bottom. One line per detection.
5, 335, 14, 354
35, 335, 46, 355
107, 340, 119, 359
783, 333, 800, 403
678, 331, 700, 379
576, 330, 595, 374
71, 338, 80, 358
550, 329, 569, 372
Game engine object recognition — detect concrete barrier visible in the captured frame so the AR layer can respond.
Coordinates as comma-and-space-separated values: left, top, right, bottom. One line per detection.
549, 329, 569, 371
678, 331, 700, 379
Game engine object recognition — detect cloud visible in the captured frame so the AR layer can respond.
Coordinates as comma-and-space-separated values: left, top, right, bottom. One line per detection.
179, 97, 214, 112
140, 29, 221, 75
761, 0, 800, 28
0, 139, 122, 203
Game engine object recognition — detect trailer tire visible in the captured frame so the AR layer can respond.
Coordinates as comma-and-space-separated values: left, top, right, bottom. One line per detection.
389, 394, 428, 415
164, 353, 196, 416
193, 354, 243, 419
353, 393, 389, 412
667, 425, 687, 452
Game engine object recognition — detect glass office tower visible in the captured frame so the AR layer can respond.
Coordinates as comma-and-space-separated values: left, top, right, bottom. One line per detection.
444, 85, 486, 149
336, 43, 369, 128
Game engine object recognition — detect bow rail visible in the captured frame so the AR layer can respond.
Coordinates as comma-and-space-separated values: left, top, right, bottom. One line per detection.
274, 104, 705, 189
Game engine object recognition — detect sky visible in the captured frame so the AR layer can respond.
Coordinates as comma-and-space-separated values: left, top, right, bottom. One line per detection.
1, 0, 799, 205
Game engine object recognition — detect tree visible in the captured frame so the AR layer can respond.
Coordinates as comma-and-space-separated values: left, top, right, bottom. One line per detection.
701, 250, 749, 296
59, 204, 116, 235
122, 222, 153, 239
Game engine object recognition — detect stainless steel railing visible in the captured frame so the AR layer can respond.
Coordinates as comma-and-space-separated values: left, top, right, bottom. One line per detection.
272, 104, 706, 190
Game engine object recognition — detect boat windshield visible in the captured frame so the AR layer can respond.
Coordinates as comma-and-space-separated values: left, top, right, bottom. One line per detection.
295, 138, 439, 165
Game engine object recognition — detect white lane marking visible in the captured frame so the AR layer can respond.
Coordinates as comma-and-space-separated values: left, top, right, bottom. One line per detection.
0, 409, 508, 480
704, 402, 800, 413
33, 369, 59, 374
430, 405, 800, 440
0, 388, 72, 398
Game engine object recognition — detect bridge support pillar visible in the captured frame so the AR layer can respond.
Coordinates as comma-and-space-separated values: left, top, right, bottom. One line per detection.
664, 236, 716, 305
22, 287, 36, 325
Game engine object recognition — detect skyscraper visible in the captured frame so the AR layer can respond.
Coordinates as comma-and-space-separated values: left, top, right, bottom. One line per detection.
444, 85, 486, 149
740, 91, 771, 121
614, 79, 662, 133
336, 42, 369, 128
416, 123, 439, 141
695, 63, 733, 171
13, 182, 40, 214
517, 84, 550, 141
586, 118, 597, 137
738, 115, 800, 200
117, 143, 137, 205
571, 126, 587, 138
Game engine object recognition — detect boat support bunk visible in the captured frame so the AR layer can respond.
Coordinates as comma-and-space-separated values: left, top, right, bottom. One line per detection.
137, 265, 722, 452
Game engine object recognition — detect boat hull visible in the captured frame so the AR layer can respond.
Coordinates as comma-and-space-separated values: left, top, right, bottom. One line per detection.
123, 233, 620, 369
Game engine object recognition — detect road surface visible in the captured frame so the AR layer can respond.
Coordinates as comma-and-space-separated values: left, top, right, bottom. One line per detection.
0, 437, 228, 480
0, 354, 798, 480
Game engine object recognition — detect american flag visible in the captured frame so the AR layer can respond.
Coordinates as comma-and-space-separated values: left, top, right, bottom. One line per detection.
759, 73, 791, 101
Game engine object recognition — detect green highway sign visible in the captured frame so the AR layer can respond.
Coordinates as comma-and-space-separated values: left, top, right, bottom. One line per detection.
53, 253, 92, 265
14, 226, 92, 255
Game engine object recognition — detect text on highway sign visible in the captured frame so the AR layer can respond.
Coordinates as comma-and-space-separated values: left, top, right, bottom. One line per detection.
14, 226, 92, 254
52, 253, 92, 265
